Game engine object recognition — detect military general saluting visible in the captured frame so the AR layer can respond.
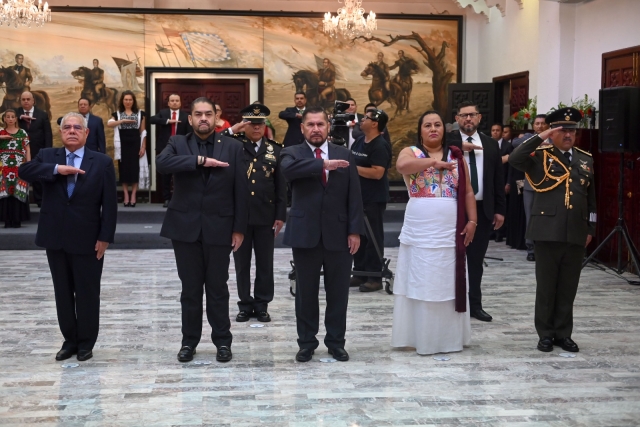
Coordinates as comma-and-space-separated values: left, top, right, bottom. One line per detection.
509, 107, 596, 353
222, 104, 287, 323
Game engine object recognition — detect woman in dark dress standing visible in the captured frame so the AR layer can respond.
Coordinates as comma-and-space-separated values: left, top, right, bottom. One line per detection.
504, 125, 527, 250
108, 90, 146, 206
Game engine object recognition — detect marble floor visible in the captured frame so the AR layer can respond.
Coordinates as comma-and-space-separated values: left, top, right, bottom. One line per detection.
0, 243, 639, 426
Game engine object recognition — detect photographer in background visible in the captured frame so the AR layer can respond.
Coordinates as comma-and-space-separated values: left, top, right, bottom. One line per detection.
354, 103, 392, 146
349, 109, 391, 292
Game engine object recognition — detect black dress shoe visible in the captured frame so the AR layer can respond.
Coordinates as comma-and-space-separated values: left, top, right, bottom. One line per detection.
236, 310, 252, 322
177, 346, 195, 362
163, 200, 170, 208
554, 337, 579, 352
470, 309, 493, 322
537, 337, 554, 352
527, 253, 536, 262
216, 346, 232, 362
77, 350, 93, 361
296, 348, 314, 362
328, 347, 349, 362
256, 311, 271, 322
55, 348, 77, 361
495, 236, 504, 243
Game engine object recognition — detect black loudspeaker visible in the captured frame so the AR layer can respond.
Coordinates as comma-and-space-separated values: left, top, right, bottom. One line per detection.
599, 87, 640, 153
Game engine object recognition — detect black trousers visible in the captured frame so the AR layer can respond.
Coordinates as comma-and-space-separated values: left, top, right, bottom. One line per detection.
292, 240, 352, 350
353, 202, 386, 282
466, 200, 493, 311
161, 173, 173, 202
46, 249, 104, 351
172, 239, 233, 348
233, 224, 275, 313
534, 241, 584, 339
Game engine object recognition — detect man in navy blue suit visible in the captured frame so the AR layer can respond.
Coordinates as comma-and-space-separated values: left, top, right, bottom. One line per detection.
56, 98, 106, 154
19, 112, 117, 362
281, 106, 365, 363
278, 92, 306, 148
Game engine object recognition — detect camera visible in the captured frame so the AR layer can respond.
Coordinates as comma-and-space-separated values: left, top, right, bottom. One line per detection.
330, 101, 355, 146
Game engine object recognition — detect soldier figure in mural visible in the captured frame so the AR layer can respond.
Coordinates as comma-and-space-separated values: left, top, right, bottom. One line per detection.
389, 50, 419, 112
318, 58, 336, 104
91, 59, 107, 100
10, 54, 32, 92
375, 52, 391, 92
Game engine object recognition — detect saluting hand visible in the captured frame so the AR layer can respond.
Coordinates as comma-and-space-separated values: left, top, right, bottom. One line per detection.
57, 165, 85, 175
434, 160, 456, 171
323, 159, 349, 170
461, 141, 483, 152
204, 158, 229, 167
231, 232, 244, 252
538, 126, 565, 141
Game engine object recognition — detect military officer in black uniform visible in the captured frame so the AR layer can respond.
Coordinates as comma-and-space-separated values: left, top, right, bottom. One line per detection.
222, 104, 287, 323
509, 107, 596, 353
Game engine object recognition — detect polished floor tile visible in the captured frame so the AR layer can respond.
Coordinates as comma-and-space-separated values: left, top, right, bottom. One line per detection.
0, 242, 639, 426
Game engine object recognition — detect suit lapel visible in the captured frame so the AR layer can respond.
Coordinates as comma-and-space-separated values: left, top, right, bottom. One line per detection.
56, 148, 68, 196
71, 150, 93, 199
186, 133, 199, 156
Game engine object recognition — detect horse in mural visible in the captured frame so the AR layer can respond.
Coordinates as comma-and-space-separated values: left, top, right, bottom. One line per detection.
391, 57, 420, 113
360, 62, 406, 119
71, 66, 119, 115
0, 66, 52, 120
292, 70, 351, 109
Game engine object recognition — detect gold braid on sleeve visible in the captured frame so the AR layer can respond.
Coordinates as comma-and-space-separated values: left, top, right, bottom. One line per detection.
525, 150, 571, 208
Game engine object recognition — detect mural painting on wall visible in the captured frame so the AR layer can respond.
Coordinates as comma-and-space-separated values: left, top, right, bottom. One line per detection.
0, 12, 459, 181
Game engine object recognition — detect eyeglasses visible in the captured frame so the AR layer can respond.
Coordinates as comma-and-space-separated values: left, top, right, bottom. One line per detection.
361, 116, 375, 122
61, 125, 83, 132
457, 113, 480, 119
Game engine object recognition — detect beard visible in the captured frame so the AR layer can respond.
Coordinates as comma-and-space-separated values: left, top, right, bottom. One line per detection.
462, 123, 477, 134
194, 122, 213, 136
306, 135, 326, 147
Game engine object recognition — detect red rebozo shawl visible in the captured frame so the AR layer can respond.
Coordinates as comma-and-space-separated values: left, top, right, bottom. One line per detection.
449, 145, 467, 313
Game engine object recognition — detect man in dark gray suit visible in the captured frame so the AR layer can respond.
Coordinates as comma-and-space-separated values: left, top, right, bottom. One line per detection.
281, 106, 365, 363
19, 112, 117, 362
156, 97, 249, 364
56, 98, 106, 154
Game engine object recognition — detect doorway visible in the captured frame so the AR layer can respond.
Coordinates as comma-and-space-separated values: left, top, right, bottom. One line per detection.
493, 71, 529, 126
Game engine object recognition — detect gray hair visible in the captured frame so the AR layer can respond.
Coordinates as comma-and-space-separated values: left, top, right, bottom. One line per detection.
60, 112, 87, 130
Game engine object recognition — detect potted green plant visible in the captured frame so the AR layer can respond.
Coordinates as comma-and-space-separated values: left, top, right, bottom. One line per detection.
510, 97, 537, 130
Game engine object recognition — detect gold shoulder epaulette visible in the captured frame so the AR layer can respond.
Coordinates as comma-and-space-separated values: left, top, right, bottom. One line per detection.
536, 145, 553, 150
271, 139, 283, 146
574, 147, 592, 157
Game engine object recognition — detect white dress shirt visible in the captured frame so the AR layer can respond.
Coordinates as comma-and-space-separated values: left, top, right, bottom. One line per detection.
559, 148, 573, 161
166, 109, 180, 124
306, 140, 329, 181
348, 114, 359, 149
460, 130, 484, 201
253, 138, 262, 152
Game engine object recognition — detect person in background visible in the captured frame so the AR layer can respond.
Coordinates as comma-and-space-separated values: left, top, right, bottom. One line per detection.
56, 98, 106, 154
504, 124, 527, 251
16, 91, 52, 207
214, 103, 231, 133
344, 98, 363, 149
392, 110, 476, 355
0, 109, 31, 228
278, 92, 306, 148
512, 114, 550, 261
349, 109, 391, 293
18, 112, 117, 362
150, 94, 191, 208
107, 90, 146, 207
491, 122, 511, 242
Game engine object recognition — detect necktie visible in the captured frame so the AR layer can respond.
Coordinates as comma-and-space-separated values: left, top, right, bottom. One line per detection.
252, 141, 258, 152
26, 111, 31, 130
67, 153, 77, 198
563, 151, 571, 162
467, 136, 479, 195
315, 148, 326, 186
171, 111, 177, 136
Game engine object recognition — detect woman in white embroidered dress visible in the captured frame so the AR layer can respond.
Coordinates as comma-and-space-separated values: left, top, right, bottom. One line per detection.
392, 110, 477, 355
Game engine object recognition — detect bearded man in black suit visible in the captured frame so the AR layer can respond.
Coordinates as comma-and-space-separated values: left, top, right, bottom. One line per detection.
447, 101, 506, 323
156, 97, 249, 364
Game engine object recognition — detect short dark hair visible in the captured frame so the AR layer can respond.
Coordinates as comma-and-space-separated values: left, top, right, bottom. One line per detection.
118, 90, 139, 113
534, 114, 546, 120
191, 97, 215, 113
418, 110, 446, 147
93, 58, 99, 63
456, 100, 479, 114
302, 106, 329, 122
294, 91, 306, 98
364, 102, 376, 113
367, 109, 389, 131
78, 97, 92, 106
491, 122, 503, 130
345, 97, 356, 105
